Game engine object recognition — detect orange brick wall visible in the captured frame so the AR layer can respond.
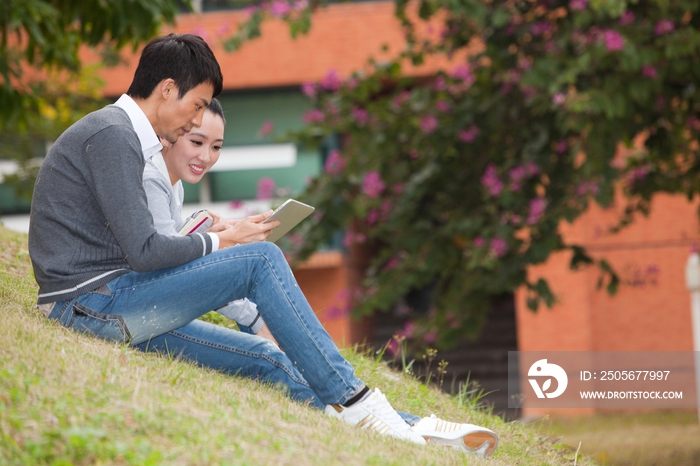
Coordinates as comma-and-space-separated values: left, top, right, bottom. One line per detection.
84, 2, 460, 96
292, 251, 353, 347
516, 193, 700, 416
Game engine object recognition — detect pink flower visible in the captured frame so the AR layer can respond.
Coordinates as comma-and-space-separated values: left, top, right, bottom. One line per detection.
362, 171, 385, 198
423, 332, 438, 344
392, 91, 410, 107
320, 69, 341, 91
642, 65, 658, 78
325, 102, 339, 115
518, 57, 533, 70
481, 164, 503, 196
243, 4, 259, 16
386, 338, 401, 356
687, 116, 700, 130
527, 197, 547, 225
324, 149, 346, 175
459, 124, 480, 142
523, 161, 540, 176
569, 0, 588, 11
420, 114, 439, 133
383, 256, 401, 270
216, 22, 231, 36
555, 139, 568, 154
435, 100, 451, 113
509, 165, 527, 191
501, 213, 522, 225
366, 209, 380, 226
552, 93, 566, 105
603, 29, 624, 51
619, 11, 635, 26
256, 177, 276, 200
351, 107, 369, 125
433, 76, 446, 91
269, 0, 291, 17
302, 109, 325, 124
625, 164, 652, 185
292, 0, 308, 11
342, 230, 366, 248
401, 321, 415, 338
654, 19, 674, 36
490, 238, 508, 257
191, 26, 211, 45
450, 65, 475, 86
474, 237, 485, 247
301, 81, 316, 98
531, 21, 552, 36
576, 181, 599, 196
258, 119, 273, 136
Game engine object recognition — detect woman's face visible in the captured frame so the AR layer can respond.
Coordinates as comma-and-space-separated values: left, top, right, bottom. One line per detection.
162, 109, 225, 185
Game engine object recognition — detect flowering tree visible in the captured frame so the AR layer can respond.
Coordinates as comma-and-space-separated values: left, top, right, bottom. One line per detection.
226, 0, 700, 347
0, 0, 185, 206
0, 0, 183, 126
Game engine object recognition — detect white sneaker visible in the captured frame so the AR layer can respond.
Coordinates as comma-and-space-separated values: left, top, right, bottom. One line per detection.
325, 388, 427, 445
410, 414, 498, 457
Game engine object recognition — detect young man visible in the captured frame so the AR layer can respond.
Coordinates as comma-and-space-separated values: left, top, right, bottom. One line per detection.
28, 33, 497, 454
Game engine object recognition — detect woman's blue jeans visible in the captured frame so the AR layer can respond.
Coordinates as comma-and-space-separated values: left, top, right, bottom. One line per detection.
47, 242, 363, 408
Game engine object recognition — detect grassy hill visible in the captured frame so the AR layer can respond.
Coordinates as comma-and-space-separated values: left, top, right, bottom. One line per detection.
0, 225, 582, 465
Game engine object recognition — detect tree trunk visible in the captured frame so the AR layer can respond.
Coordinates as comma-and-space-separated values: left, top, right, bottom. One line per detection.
345, 232, 377, 347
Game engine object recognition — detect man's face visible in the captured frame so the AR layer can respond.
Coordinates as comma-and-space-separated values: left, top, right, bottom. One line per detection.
156, 82, 215, 145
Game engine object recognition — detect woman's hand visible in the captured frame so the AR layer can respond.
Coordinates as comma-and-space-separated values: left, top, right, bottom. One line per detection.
206, 211, 231, 233
216, 210, 280, 248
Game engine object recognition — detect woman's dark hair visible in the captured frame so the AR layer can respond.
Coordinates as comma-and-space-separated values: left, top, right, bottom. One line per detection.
127, 33, 223, 100
207, 98, 226, 125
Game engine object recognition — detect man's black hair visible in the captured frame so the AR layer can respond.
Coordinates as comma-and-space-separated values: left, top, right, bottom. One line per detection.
127, 33, 223, 100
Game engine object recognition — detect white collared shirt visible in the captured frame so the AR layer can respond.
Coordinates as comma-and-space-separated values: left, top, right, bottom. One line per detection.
114, 94, 219, 251
114, 94, 162, 162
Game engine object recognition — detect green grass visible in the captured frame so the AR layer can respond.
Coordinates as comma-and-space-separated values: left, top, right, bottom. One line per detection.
542, 410, 700, 466
0, 225, 584, 465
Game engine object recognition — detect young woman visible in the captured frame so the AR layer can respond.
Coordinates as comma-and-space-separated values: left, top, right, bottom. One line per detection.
143, 99, 277, 344
141, 98, 498, 457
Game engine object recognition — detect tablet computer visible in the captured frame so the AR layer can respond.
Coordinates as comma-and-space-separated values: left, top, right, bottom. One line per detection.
262, 199, 315, 242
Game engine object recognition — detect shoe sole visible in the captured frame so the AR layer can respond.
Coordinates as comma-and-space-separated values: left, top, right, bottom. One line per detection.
425, 431, 498, 457
463, 431, 498, 457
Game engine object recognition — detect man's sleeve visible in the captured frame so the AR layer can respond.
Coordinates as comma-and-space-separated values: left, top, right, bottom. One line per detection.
84, 125, 212, 271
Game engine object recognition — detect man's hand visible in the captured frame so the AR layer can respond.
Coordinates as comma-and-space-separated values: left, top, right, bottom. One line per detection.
216, 211, 280, 248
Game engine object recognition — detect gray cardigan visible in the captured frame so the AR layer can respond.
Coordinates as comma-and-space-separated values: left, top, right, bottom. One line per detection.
28, 105, 213, 304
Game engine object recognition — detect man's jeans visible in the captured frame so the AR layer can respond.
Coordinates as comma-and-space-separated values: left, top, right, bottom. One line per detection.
47, 242, 363, 408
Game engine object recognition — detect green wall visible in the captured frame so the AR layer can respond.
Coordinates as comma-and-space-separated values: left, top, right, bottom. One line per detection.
183, 88, 321, 202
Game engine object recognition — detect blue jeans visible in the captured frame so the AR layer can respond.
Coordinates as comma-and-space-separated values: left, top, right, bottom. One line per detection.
46, 241, 421, 425
48, 242, 362, 406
